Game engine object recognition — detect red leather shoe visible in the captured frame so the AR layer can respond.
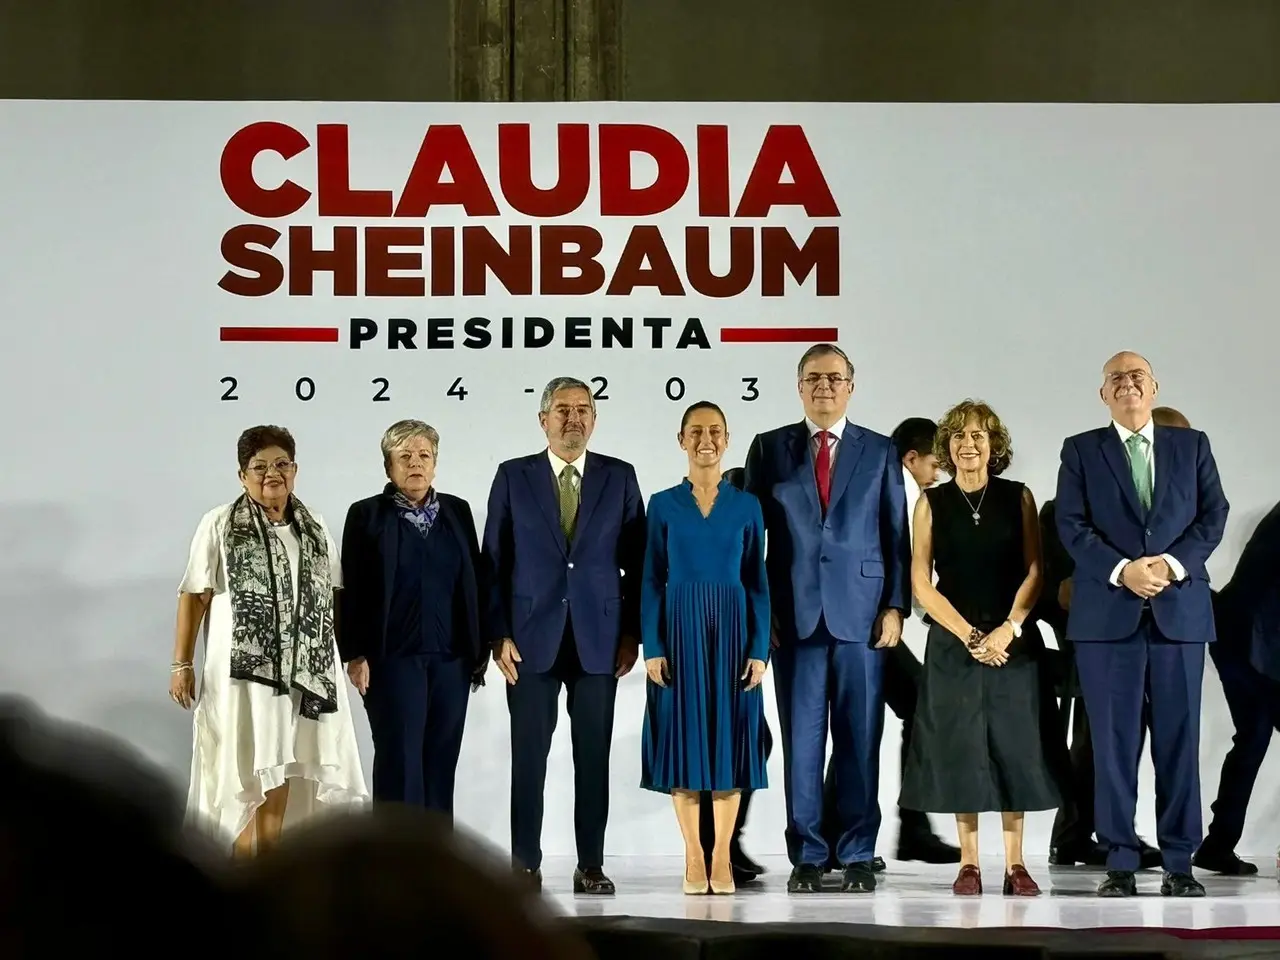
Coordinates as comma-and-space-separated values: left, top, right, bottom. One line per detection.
952, 864, 982, 895
1003, 864, 1041, 896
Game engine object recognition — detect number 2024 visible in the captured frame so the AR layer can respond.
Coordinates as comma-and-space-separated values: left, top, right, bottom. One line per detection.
218, 376, 762, 403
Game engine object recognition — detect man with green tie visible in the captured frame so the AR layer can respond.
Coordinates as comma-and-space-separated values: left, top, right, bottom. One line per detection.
1054, 352, 1228, 898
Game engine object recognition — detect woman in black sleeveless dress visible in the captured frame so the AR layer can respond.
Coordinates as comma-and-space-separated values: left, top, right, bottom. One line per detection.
899, 400, 1063, 897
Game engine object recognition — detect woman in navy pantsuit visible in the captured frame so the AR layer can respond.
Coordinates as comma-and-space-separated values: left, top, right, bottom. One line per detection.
339, 420, 486, 816
641, 401, 770, 896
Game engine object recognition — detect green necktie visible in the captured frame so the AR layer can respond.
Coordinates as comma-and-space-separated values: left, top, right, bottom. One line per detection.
559, 463, 580, 541
1124, 432, 1152, 510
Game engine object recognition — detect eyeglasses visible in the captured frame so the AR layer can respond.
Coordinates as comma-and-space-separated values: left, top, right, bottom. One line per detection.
1107, 370, 1149, 385
801, 374, 850, 388
246, 460, 296, 477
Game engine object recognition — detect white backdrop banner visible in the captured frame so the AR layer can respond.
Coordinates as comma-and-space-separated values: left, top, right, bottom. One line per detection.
1, 100, 1278, 857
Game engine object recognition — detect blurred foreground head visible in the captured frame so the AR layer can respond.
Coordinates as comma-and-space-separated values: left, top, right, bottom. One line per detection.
0, 696, 233, 956
227, 806, 595, 960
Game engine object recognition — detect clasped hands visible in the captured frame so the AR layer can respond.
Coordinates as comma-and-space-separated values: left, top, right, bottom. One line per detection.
966, 622, 1014, 667
1120, 556, 1174, 599
645, 656, 767, 690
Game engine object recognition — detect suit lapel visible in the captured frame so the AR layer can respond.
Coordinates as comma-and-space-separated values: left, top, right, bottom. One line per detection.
1099, 428, 1145, 520
573, 453, 607, 550
785, 422, 821, 517
525, 455, 569, 556
825, 423, 864, 515
1149, 425, 1173, 518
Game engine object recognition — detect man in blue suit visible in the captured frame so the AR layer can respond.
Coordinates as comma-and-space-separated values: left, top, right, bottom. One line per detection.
1055, 351, 1228, 898
1192, 501, 1280, 876
745, 343, 911, 894
482, 376, 645, 894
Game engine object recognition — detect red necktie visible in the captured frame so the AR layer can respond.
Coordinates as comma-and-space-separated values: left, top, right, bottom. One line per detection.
815, 430, 831, 513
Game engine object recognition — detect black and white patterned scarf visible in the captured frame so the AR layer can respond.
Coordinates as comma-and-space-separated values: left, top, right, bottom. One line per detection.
224, 493, 338, 720
391, 484, 440, 539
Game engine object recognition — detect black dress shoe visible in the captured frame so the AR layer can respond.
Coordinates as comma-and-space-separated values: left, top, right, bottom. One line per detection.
787, 863, 824, 893
1049, 842, 1107, 866
898, 832, 962, 864
1138, 839, 1162, 870
1161, 871, 1206, 897
1097, 870, 1137, 897
572, 868, 615, 895
518, 867, 542, 891
841, 861, 877, 893
731, 845, 765, 876
1192, 847, 1259, 876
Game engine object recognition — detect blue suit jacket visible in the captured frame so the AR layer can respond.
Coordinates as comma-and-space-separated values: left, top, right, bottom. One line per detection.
1214, 502, 1280, 683
481, 450, 646, 675
744, 421, 910, 645
338, 486, 485, 679
1055, 424, 1228, 643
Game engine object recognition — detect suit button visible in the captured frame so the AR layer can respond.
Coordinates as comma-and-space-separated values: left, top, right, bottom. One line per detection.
1146, 529, 1152, 536
820, 556, 830, 563
568, 562, 575, 569
562, 598, 568, 604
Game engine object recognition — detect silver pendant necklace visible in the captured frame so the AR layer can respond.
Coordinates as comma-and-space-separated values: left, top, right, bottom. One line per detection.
958, 484, 987, 525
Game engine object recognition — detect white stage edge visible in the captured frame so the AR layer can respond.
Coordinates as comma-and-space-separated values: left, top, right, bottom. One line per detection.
541, 856, 1280, 931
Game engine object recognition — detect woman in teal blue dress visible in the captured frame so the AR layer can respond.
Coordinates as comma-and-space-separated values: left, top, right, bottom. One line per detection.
641, 400, 770, 895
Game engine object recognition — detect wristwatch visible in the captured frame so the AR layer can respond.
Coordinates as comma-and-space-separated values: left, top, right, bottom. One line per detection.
1006, 619, 1022, 638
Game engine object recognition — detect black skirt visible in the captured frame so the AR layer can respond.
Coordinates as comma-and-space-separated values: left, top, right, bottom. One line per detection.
899, 620, 1064, 814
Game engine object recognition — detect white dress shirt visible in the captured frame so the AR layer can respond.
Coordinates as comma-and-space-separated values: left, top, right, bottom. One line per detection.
904, 465, 928, 620
1107, 419, 1187, 586
548, 447, 586, 487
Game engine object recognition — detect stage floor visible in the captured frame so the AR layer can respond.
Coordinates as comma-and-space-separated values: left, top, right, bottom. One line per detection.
543, 855, 1280, 931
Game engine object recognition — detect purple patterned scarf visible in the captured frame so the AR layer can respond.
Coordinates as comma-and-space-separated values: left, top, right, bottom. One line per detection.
393, 487, 440, 539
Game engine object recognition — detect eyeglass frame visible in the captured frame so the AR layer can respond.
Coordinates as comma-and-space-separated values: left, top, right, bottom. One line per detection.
799, 373, 852, 388
244, 459, 297, 477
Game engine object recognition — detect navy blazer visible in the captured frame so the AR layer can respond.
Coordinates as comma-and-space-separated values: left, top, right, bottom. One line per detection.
338, 486, 485, 679
744, 420, 910, 645
1214, 502, 1280, 683
481, 450, 646, 676
1055, 424, 1228, 644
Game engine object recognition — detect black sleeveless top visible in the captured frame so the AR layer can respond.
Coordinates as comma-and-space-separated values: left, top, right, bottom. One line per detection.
924, 476, 1028, 632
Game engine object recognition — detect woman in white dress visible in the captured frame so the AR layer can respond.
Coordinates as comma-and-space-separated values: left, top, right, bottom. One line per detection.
168, 425, 368, 856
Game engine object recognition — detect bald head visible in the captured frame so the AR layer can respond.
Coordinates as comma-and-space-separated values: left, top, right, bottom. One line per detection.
1102, 351, 1153, 377
1152, 406, 1190, 429
1100, 350, 1158, 429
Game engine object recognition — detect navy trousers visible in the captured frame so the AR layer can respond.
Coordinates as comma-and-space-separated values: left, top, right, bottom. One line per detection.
363, 653, 472, 815
773, 618, 885, 867
506, 625, 617, 872
1201, 641, 1280, 853
1074, 615, 1205, 874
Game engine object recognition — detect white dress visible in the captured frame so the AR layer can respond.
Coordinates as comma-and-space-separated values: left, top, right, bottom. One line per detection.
180, 503, 369, 849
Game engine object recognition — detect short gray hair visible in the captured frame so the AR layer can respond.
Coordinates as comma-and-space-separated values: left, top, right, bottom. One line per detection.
797, 343, 854, 380
380, 419, 440, 466
539, 377, 594, 415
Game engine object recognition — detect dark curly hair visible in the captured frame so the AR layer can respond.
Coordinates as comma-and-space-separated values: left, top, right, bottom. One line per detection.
934, 400, 1013, 476
236, 425, 296, 471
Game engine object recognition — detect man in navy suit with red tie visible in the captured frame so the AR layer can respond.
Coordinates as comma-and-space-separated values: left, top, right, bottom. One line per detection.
1055, 351, 1228, 898
745, 343, 911, 894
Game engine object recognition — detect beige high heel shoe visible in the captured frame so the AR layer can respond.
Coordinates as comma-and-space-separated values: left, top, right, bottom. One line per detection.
684, 858, 710, 894
709, 860, 735, 895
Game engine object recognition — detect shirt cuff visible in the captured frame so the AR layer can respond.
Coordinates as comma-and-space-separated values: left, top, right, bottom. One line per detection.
1109, 559, 1130, 587
1162, 554, 1187, 581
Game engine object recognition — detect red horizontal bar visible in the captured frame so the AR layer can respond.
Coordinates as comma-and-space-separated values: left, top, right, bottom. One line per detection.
220, 327, 340, 343
720, 326, 839, 343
